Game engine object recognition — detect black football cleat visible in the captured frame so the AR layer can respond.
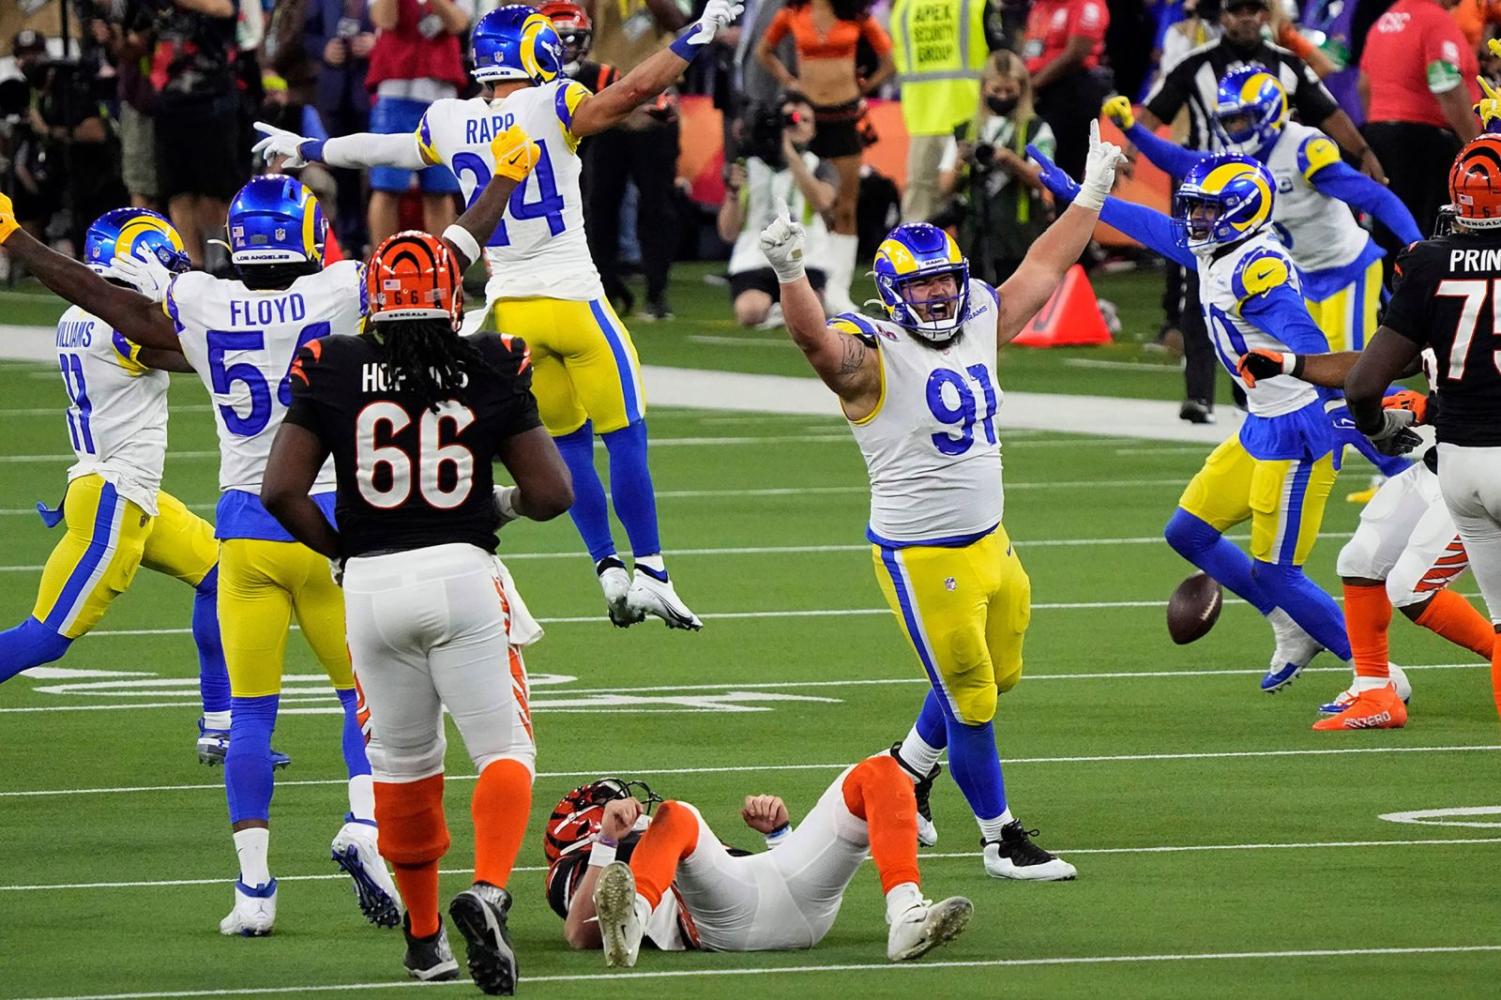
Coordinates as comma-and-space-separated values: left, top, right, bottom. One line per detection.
449, 882, 518, 995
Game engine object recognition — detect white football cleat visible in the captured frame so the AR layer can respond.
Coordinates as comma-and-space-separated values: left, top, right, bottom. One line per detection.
219, 879, 277, 936
598, 559, 641, 627
331, 818, 402, 928
627, 568, 702, 631
887, 896, 973, 961
1261, 617, 1322, 693
592, 861, 645, 968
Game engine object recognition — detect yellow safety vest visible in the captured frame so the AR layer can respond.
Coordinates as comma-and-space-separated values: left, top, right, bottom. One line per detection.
891, 0, 987, 136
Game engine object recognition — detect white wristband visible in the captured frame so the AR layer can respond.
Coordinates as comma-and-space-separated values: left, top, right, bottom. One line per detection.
587, 840, 618, 867
443, 224, 482, 268
494, 485, 521, 526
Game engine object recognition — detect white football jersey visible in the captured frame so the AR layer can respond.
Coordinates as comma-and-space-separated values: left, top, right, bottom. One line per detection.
165, 263, 363, 493
1263, 122, 1371, 276
417, 81, 602, 301
1197, 232, 1320, 418
53, 306, 169, 515
841, 280, 1005, 546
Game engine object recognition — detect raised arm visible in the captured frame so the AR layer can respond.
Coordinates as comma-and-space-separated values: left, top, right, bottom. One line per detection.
1103, 97, 1204, 179
440, 125, 538, 268
1303, 144, 1422, 245
568, 0, 742, 138
0, 194, 179, 352
253, 120, 429, 171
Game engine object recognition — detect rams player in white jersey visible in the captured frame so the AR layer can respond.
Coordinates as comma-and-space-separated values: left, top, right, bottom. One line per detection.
757, 123, 1124, 879
254, 1, 742, 630
0, 208, 240, 762
1033, 151, 1368, 698
0, 179, 398, 936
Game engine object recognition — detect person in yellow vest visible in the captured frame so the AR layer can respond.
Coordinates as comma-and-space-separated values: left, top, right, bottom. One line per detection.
890, 0, 991, 223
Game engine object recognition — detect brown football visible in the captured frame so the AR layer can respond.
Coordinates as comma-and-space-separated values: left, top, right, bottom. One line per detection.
1167, 572, 1223, 645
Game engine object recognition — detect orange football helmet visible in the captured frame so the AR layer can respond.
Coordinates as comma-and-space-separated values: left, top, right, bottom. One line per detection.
1449, 135, 1501, 229
365, 231, 463, 329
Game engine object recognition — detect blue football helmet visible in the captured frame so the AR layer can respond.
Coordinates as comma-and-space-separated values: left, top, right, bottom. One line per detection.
1173, 156, 1276, 256
472, 5, 565, 85
1212, 68, 1289, 156
225, 175, 327, 267
871, 223, 971, 341
84, 208, 191, 277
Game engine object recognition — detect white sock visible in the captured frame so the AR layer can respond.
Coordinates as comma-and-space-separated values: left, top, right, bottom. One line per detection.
977, 809, 1015, 843
884, 881, 923, 923
633, 892, 652, 923
348, 774, 375, 824
233, 827, 271, 887
634, 554, 666, 575
824, 233, 860, 313
1267, 608, 1298, 643
202, 710, 231, 731
1352, 674, 1388, 693
897, 727, 942, 777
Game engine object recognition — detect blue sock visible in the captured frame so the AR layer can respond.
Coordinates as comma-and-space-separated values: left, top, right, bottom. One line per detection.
915, 689, 948, 748
553, 422, 617, 562
1252, 561, 1353, 660
335, 687, 372, 778
1164, 508, 1275, 614
602, 420, 662, 559
0, 617, 72, 684
193, 566, 230, 716
225, 694, 280, 824
945, 717, 1008, 821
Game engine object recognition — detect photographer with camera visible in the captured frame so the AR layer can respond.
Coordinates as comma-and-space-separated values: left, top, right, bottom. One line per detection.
718, 93, 836, 327
935, 50, 1053, 285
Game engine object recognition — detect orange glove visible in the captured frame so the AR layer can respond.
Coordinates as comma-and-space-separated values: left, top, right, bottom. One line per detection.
1236, 348, 1300, 388
1382, 389, 1431, 425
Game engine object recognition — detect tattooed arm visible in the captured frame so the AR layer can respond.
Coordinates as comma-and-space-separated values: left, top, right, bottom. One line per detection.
777, 259, 883, 421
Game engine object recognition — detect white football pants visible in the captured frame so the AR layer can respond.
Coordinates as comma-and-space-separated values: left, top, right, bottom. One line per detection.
1438, 444, 1501, 624
1336, 461, 1469, 607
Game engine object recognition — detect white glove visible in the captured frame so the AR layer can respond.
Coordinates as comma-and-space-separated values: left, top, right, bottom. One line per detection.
1074, 120, 1126, 212
106, 249, 173, 303
252, 121, 310, 168
685, 0, 744, 45
1365, 407, 1422, 457
758, 200, 806, 284
494, 485, 522, 529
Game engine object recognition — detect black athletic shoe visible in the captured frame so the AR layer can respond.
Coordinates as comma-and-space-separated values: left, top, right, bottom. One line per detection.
402, 914, 460, 982
449, 882, 518, 996
1179, 399, 1216, 425
642, 296, 674, 321
981, 822, 1077, 881
889, 742, 941, 847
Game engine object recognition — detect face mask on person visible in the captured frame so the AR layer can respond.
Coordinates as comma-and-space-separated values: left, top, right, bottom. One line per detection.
985, 95, 1018, 116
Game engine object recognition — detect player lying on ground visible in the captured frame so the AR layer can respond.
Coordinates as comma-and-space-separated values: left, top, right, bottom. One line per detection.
264, 203, 572, 991
0, 129, 534, 935
255, 1, 744, 631
544, 754, 971, 966
755, 122, 1127, 879
1034, 150, 1363, 699
0, 208, 246, 764
1345, 134, 1501, 722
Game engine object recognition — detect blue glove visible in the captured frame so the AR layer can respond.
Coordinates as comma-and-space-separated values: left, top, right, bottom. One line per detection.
1027, 144, 1079, 205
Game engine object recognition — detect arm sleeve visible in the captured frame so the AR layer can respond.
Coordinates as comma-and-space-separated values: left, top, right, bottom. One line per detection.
1238, 283, 1331, 353
1306, 158, 1423, 245
320, 130, 430, 170
1097, 196, 1197, 269
1124, 122, 1205, 179
860, 16, 893, 55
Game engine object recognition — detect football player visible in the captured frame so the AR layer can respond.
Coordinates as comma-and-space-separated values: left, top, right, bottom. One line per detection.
544, 755, 972, 966
0, 209, 241, 763
1033, 151, 1357, 695
755, 123, 1127, 880
252, 1, 744, 630
262, 190, 572, 990
1346, 134, 1501, 723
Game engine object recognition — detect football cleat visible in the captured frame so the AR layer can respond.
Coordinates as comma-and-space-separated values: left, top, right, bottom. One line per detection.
889, 742, 940, 847
449, 882, 519, 996
597, 557, 642, 627
403, 914, 460, 982
1261, 624, 1322, 693
331, 817, 402, 928
1312, 682, 1409, 731
1318, 664, 1412, 714
886, 896, 973, 961
627, 567, 702, 631
982, 822, 1077, 881
218, 878, 277, 936
196, 718, 291, 770
592, 861, 645, 968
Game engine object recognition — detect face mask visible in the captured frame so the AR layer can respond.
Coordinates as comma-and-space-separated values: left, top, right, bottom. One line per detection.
985, 95, 1018, 116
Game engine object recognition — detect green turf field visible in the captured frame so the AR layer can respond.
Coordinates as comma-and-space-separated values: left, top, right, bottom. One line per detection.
1, 268, 1498, 1000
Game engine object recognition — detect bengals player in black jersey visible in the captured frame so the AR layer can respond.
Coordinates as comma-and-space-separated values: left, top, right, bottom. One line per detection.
261, 145, 573, 993
1347, 134, 1501, 724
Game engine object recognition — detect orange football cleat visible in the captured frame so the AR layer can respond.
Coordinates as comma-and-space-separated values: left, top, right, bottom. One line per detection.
1312, 683, 1408, 731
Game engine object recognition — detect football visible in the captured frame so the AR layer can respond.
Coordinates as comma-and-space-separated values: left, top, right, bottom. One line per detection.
1167, 572, 1223, 645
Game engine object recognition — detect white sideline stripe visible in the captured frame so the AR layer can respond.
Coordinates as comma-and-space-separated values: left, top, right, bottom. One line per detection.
0, 405, 213, 417
3, 744, 1496, 798
6, 837, 1499, 894
13, 946, 1501, 999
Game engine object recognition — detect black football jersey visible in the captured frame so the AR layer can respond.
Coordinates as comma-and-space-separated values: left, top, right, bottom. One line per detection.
284, 332, 541, 558
1384, 231, 1501, 447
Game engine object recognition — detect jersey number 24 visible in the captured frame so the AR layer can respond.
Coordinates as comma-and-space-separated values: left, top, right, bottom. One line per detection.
452, 140, 565, 248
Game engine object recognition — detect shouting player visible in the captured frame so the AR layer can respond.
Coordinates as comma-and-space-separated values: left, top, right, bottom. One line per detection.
252, 1, 743, 630
544, 756, 971, 966
0, 209, 238, 762
1034, 152, 1356, 695
263, 191, 572, 992
756, 123, 1126, 879
1346, 134, 1501, 722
